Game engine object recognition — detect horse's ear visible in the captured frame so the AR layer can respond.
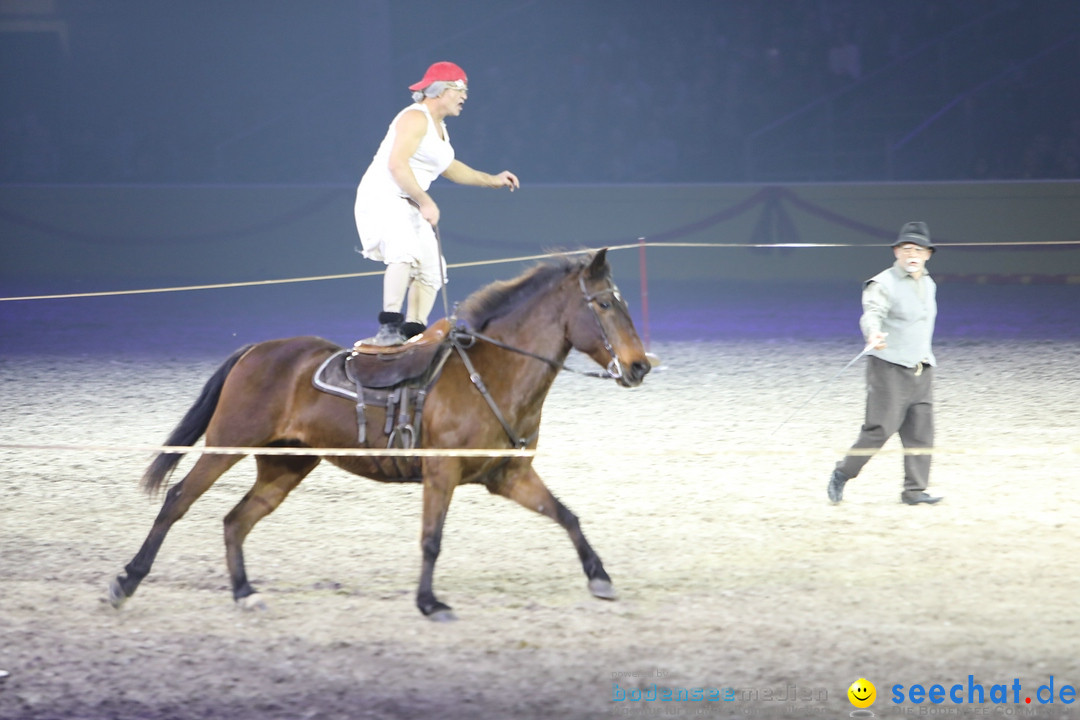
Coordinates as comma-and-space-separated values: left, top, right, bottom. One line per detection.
586, 248, 609, 280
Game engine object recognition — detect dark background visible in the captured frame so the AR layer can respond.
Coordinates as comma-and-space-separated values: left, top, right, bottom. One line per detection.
2, 1, 1078, 353
3, 0, 1079, 186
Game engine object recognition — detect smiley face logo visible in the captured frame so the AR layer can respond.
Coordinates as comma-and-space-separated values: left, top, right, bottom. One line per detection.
848, 678, 876, 708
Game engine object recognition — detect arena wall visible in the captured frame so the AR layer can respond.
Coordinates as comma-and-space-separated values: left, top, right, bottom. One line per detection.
1, 181, 1078, 291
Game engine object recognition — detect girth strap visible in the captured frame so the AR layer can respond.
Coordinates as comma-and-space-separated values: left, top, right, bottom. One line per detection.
384, 387, 401, 437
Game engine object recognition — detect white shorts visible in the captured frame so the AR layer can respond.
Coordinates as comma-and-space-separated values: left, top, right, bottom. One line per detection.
354, 191, 446, 288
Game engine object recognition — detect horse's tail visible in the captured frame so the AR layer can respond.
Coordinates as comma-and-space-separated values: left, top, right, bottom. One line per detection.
140, 344, 255, 495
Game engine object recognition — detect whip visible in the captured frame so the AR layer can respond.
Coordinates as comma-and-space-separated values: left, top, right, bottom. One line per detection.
433, 223, 451, 322
771, 336, 882, 436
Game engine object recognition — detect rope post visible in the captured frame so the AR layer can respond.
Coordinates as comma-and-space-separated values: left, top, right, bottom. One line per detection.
638, 236, 650, 351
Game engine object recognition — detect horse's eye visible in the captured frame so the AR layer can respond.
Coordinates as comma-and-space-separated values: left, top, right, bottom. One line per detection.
598, 300, 611, 310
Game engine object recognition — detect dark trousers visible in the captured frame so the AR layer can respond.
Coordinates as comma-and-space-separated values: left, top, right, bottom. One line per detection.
836, 355, 934, 497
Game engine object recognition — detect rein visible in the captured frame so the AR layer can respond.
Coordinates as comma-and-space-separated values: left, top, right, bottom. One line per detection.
449, 329, 533, 449
449, 270, 626, 448
450, 326, 612, 380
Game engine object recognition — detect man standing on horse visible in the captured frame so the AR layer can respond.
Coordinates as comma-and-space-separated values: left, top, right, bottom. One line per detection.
353, 61, 520, 346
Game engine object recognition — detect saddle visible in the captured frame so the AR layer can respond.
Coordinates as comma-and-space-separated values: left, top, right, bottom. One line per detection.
349, 319, 452, 386
313, 320, 453, 448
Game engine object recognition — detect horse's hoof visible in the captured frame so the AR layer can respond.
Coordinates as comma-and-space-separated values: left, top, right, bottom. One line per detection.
588, 578, 617, 600
420, 599, 456, 622
236, 593, 267, 612
106, 577, 128, 609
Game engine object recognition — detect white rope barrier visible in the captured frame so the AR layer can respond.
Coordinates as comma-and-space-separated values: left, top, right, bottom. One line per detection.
0, 270, 384, 302
0, 442, 1074, 458
4, 239, 1078, 302
0, 249, 596, 302
0, 443, 534, 458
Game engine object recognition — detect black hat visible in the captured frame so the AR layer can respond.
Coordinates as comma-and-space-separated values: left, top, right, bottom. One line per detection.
893, 221, 935, 251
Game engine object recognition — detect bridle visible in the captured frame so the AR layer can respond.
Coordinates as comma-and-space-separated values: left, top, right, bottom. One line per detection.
448, 268, 628, 448
577, 271, 626, 382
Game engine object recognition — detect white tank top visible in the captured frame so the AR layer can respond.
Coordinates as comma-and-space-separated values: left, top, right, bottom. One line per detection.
357, 103, 455, 199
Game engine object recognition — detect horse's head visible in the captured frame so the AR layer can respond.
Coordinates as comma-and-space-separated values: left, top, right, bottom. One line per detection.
567, 249, 651, 387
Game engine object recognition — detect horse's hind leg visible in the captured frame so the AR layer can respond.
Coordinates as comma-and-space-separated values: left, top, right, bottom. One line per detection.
109, 453, 243, 607
224, 454, 319, 610
487, 466, 617, 601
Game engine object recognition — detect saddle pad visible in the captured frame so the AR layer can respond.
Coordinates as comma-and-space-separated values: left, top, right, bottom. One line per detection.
312, 350, 362, 401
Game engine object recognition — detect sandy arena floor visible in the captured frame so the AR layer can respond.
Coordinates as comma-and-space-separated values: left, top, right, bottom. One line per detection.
1, 281, 1079, 720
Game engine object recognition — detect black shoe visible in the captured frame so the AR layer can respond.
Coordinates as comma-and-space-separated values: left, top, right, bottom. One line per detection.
902, 492, 943, 505
401, 321, 426, 339
827, 469, 847, 503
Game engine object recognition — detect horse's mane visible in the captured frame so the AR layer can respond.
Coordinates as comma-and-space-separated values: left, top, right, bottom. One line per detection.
457, 253, 589, 332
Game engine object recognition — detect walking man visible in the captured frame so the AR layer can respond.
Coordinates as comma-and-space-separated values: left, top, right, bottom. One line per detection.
828, 221, 943, 505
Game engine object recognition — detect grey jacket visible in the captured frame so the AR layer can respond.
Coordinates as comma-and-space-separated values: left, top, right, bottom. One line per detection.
860, 262, 937, 368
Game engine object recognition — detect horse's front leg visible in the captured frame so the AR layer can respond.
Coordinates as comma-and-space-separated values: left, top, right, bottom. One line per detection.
487, 464, 616, 601
416, 460, 460, 621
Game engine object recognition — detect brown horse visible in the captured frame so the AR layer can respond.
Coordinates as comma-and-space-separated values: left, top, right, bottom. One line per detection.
107, 249, 650, 620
